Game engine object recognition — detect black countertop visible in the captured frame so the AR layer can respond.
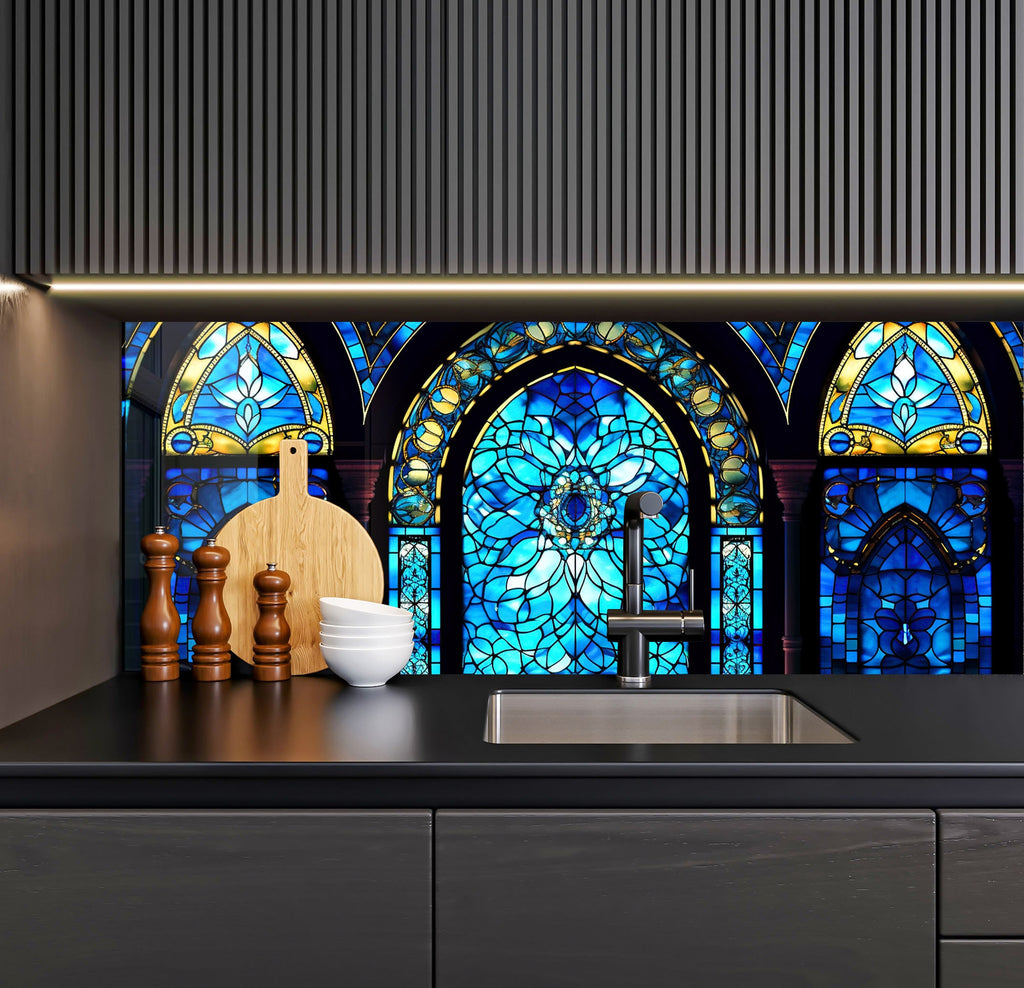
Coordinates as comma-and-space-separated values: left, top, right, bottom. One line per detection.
1, 673, 1024, 808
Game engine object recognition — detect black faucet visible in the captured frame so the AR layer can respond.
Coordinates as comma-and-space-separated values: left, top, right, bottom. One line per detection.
605, 491, 705, 688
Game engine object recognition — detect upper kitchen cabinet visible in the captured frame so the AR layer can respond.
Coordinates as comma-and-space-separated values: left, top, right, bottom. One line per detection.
4, 0, 1022, 278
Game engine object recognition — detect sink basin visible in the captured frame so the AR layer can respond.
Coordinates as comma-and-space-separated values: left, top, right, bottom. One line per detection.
484, 690, 854, 744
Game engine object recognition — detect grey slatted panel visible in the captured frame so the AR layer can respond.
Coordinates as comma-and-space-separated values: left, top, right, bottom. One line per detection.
8, 0, 1024, 276
1, 1, 13, 274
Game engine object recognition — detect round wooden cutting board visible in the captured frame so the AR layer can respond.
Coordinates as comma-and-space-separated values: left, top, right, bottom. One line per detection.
216, 439, 384, 675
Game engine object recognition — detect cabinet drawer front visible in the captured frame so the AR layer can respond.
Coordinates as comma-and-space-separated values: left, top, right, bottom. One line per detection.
941, 941, 1024, 987
940, 812, 1024, 936
0, 811, 432, 987
437, 810, 935, 988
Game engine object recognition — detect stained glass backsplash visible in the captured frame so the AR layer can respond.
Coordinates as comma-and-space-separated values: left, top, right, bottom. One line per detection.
123, 320, 1023, 675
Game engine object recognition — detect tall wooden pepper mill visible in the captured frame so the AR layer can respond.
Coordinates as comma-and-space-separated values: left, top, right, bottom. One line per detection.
252, 563, 291, 681
140, 526, 181, 681
192, 537, 232, 681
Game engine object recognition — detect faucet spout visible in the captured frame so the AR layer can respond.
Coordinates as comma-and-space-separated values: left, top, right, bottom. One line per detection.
623, 491, 663, 612
608, 491, 704, 688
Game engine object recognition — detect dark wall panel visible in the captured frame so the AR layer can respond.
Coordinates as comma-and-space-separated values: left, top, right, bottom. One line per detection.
10, 0, 1024, 275
0, 286, 121, 728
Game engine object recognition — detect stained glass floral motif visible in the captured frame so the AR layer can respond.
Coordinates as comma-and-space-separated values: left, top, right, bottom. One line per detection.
991, 321, 1024, 392
820, 322, 990, 455
163, 465, 330, 661
728, 321, 817, 419
462, 368, 690, 675
390, 321, 761, 527
819, 467, 991, 674
710, 527, 763, 674
389, 527, 441, 675
334, 321, 425, 419
162, 321, 333, 455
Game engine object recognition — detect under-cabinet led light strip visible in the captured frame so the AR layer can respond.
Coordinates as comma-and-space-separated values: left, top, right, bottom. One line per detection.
48, 277, 1024, 294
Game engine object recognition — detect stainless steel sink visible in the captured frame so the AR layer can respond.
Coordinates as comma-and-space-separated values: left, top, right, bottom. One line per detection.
484, 690, 854, 744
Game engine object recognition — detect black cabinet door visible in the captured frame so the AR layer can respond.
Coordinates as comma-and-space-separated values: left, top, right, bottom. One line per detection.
939, 811, 1024, 936
437, 810, 935, 988
0, 810, 431, 988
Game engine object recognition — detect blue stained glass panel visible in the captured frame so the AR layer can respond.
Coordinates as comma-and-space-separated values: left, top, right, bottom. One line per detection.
728, 321, 817, 415
389, 527, 441, 675
820, 322, 989, 456
710, 526, 763, 674
848, 338, 962, 443
192, 338, 308, 445
122, 321, 160, 410
334, 321, 425, 417
992, 321, 1024, 390
820, 467, 991, 674
462, 368, 690, 675
391, 321, 761, 527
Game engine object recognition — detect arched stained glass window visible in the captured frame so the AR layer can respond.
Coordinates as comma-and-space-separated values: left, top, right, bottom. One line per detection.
820, 321, 990, 456
462, 368, 690, 675
819, 467, 991, 674
163, 321, 333, 455
157, 322, 334, 664
389, 322, 764, 676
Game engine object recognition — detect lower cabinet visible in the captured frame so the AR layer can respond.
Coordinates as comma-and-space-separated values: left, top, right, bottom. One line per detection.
939, 811, 1024, 986
0, 810, 432, 988
436, 810, 936, 988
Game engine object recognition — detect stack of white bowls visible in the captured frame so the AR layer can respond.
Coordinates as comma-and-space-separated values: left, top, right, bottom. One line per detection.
319, 597, 414, 687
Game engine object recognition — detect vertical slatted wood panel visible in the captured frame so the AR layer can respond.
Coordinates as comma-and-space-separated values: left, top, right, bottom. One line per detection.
8, 0, 1024, 275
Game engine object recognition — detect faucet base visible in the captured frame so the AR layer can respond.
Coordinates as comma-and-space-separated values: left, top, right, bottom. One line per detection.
617, 674, 652, 689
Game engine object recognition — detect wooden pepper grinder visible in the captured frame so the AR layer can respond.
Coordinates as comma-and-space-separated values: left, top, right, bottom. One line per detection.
252, 563, 291, 681
140, 526, 181, 681
191, 537, 232, 681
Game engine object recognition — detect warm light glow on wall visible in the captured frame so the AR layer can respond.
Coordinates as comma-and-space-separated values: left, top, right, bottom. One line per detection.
0, 277, 27, 295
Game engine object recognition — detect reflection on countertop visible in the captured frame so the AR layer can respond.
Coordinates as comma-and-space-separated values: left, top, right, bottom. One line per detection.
140, 677, 423, 762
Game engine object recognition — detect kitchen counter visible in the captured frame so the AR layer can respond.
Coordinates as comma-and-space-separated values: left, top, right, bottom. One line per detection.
0, 673, 1023, 807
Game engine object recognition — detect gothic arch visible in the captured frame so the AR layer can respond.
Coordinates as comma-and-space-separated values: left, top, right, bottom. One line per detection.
387, 321, 765, 676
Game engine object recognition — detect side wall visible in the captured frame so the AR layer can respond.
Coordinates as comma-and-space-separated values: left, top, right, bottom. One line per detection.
0, 285, 120, 727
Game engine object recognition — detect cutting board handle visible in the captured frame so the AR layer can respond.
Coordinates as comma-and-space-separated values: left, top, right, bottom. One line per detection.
278, 439, 309, 501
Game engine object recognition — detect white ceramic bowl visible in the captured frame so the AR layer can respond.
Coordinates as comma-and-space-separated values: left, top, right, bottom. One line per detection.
319, 641, 413, 688
320, 630, 414, 648
320, 618, 413, 636
320, 597, 415, 627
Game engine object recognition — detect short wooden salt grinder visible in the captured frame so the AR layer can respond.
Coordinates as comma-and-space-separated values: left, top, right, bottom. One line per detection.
252, 563, 291, 681
191, 537, 232, 681
140, 526, 181, 682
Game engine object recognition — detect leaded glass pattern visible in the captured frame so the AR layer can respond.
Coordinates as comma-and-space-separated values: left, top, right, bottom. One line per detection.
461, 368, 690, 675
991, 321, 1024, 392
710, 526, 763, 674
820, 322, 990, 455
163, 465, 329, 661
390, 321, 761, 527
728, 321, 817, 419
819, 467, 991, 674
123, 321, 161, 403
163, 321, 333, 455
334, 321, 425, 419
389, 527, 441, 675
